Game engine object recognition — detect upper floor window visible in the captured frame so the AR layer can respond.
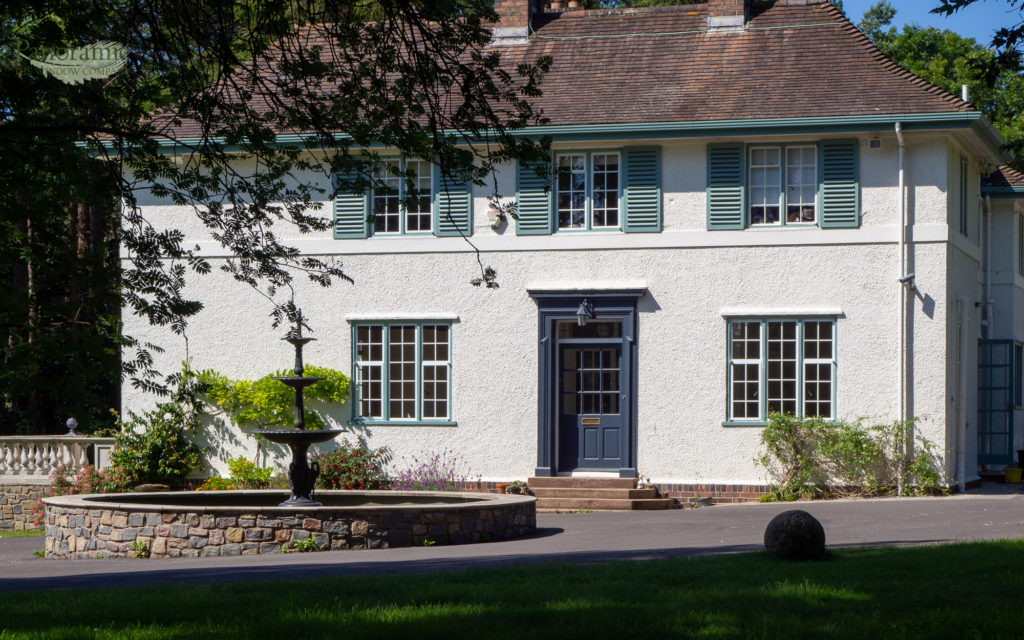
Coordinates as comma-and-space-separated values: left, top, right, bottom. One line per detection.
959, 154, 969, 237
556, 152, 621, 231
372, 159, 433, 235
515, 147, 661, 235
334, 160, 472, 239
1018, 214, 1024, 277
748, 145, 817, 226
727, 318, 836, 423
707, 139, 859, 230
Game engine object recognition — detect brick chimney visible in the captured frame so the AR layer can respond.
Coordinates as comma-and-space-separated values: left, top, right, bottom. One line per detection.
492, 0, 544, 44
706, 0, 747, 31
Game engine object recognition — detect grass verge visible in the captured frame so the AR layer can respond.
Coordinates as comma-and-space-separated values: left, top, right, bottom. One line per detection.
1, 540, 1022, 639
0, 529, 43, 539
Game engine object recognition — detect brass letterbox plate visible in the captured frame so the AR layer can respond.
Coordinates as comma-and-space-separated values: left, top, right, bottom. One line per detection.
581, 417, 601, 425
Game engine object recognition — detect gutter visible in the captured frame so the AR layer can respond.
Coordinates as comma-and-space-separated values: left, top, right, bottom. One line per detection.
90, 111, 993, 152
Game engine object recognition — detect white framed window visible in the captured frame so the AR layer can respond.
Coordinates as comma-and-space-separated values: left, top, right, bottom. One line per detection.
372, 158, 433, 235
727, 318, 836, 423
748, 145, 817, 226
556, 151, 621, 231
353, 323, 452, 423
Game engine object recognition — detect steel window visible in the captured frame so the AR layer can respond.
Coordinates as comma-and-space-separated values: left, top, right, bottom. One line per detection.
353, 323, 451, 422
728, 318, 836, 422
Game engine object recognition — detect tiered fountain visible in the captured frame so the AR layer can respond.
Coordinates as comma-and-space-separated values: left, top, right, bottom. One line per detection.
42, 310, 536, 559
253, 310, 342, 506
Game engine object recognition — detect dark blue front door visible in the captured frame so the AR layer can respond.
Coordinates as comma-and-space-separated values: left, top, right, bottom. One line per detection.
558, 343, 624, 470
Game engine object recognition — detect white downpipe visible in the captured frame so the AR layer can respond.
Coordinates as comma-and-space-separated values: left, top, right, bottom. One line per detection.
956, 294, 968, 493
896, 122, 906, 496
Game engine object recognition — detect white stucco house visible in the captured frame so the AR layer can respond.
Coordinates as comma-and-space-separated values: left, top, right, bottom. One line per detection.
126, 0, 1024, 502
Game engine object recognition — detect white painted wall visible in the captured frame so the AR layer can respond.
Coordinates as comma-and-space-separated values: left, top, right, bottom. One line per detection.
122, 134, 980, 485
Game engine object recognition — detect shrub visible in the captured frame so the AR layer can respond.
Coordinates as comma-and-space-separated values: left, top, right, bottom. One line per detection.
756, 414, 948, 501
391, 450, 480, 492
312, 440, 390, 490
196, 457, 275, 491
108, 401, 206, 490
196, 476, 236, 491
30, 463, 117, 526
227, 457, 273, 488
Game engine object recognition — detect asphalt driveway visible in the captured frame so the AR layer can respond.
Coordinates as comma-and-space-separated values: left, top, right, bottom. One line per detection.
2, 492, 1022, 592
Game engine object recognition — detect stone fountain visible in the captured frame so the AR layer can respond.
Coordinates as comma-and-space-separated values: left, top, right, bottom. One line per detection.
254, 311, 342, 506
42, 309, 538, 559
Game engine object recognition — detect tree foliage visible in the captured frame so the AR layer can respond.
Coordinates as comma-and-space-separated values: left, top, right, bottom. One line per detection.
932, 0, 1024, 69
0, 0, 550, 432
861, 2, 1024, 168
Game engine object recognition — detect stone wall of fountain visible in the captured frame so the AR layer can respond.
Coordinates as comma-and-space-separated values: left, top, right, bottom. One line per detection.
43, 491, 536, 558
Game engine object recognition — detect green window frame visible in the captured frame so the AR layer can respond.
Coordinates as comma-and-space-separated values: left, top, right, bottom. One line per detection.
350, 322, 454, 425
706, 139, 858, 230
555, 151, 622, 232
333, 160, 472, 239
747, 144, 818, 226
725, 318, 837, 425
371, 158, 434, 236
516, 146, 662, 235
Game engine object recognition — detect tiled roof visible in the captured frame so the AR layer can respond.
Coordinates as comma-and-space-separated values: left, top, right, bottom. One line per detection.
983, 166, 1024, 188
505, 0, 969, 126
157, 0, 971, 139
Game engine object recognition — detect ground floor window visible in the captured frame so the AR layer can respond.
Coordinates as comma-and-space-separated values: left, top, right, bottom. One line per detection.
352, 323, 451, 423
727, 318, 836, 422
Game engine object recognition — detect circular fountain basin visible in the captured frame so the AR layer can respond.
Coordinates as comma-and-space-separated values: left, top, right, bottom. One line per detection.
43, 490, 536, 559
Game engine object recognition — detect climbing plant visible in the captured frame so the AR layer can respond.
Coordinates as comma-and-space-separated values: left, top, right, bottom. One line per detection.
197, 366, 349, 430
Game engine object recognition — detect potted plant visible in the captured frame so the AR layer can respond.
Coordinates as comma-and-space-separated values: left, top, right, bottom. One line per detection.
1004, 466, 1023, 484
505, 480, 528, 495
495, 482, 509, 494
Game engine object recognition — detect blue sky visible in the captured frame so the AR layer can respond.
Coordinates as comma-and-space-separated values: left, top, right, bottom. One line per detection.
839, 0, 1015, 46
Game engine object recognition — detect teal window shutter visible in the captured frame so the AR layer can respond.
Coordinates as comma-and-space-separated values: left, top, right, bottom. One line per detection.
333, 168, 369, 239
819, 140, 859, 228
516, 158, 553, 235
434, 169, 473, 237
706, 143, 745, 230
623, 147, 662, 233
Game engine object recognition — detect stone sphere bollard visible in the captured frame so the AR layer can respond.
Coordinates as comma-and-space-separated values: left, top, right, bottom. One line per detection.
764, 509, 826, 561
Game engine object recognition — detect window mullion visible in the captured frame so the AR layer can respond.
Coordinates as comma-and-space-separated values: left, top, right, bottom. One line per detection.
415, 325, 423, 422
399, 159, 407, 235
585, 153, 593, 231
831, 321, 837, 419
759, 320, 767, 421
381, 325, 391, 421
796, 320, 804, 416
780, 145, 787, 227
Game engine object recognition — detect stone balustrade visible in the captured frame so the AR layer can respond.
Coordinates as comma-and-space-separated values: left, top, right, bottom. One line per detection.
0, 436, 115, 483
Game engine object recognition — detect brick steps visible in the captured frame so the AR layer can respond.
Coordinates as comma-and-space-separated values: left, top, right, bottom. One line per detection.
527, 477, 673, 511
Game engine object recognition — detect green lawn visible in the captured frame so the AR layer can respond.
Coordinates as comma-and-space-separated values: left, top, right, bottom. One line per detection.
0, 529, 43, 539
2, 540, 1022, 639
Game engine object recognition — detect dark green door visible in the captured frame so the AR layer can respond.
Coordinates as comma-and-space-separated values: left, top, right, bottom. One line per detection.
558, 344, 623, 470
979, 339, 1014, 465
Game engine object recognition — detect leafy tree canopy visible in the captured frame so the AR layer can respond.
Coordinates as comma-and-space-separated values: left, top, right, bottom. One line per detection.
0, 0, 550, 430
860, 1, 1024, 168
